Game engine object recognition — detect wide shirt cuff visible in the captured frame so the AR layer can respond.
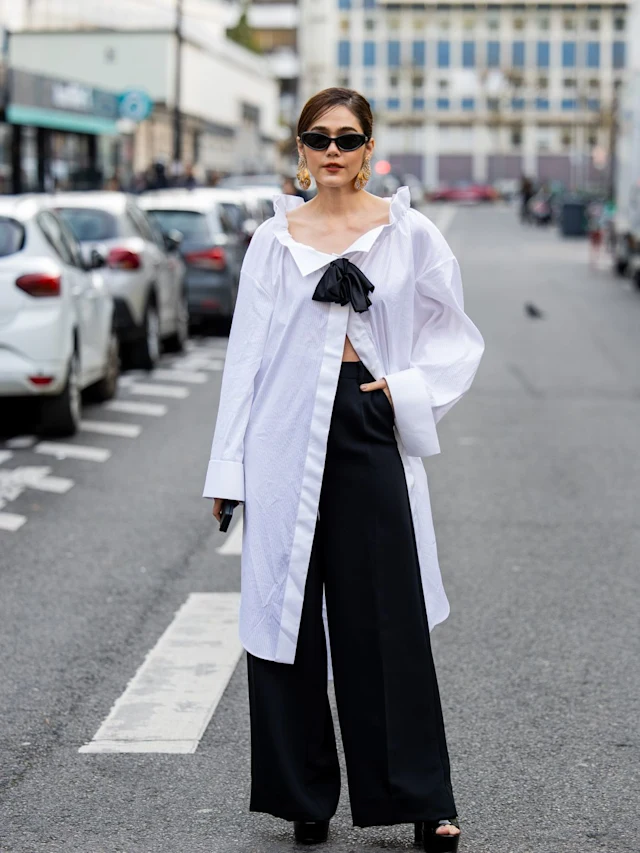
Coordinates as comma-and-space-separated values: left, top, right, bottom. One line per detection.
383, 367, 441, 458
202, 459, 245, 501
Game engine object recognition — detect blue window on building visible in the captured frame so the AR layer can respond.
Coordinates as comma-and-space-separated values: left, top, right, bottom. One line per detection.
412, 97, 425, 110
462, 41, 475, 68
512, 97, 525, 110
462, 97, 475, 110
369, 98, 376, 110
512, 41, 525, 67
387, 97, 400, 110
586, 42, 600, 68
437, 41, 450, 68
536, 97, 549, 110
412, 40, 426, 66
437, 97, 450, 110
613, 41, 626, 69
562, 98, 577, 110
562, 41, 576, 67
364, 0, 376, 7
338, 0, 351, 8
587, 98, 600, 111
388, 40, 401, 66
487, 41, 501, 67
338, 40, 351, 67
363, 41, 376, 67
537, 41, 550, 68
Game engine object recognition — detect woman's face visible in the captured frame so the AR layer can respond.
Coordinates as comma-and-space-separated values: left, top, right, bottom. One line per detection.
297, 105, 375, 190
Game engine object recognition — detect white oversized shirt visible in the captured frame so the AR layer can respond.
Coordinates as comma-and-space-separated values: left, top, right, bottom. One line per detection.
203, 186, 485, 667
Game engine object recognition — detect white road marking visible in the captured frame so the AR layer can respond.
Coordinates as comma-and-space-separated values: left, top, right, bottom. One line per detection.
216, 514, 244, 555
151, 368, 208, 384
436, 205, 457, 237
27, 473, 74, 494
79, 592, 243, 754
0, 511, 27, 531
125, 382, 190, 399
80, 420, 142, 438
5, 436, 36, 449
0, 450, 13, 465
174, 357, 225, 372
35, 442, 111, 463
105, 400, 168, 417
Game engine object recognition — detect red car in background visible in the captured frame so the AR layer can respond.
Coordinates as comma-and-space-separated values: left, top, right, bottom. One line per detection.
429, 182, 498, 203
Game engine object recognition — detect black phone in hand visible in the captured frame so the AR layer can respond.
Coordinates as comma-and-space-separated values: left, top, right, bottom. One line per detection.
219, 500, 237, 532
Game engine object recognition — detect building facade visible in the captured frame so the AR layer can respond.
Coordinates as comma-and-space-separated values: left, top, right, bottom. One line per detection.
244, 0, 300, 129
8, 27, 281, 181
299, 0, 628, 189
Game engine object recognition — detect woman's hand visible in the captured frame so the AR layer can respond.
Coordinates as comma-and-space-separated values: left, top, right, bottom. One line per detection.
212, 497, 240, 522
360, 378, 394, 413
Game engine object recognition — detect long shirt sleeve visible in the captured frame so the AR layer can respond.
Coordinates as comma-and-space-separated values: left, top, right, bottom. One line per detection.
202, 265, 274, 501
382, 246, 485, 459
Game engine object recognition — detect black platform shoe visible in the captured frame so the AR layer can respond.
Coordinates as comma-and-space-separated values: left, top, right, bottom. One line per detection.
293, 820, 330, 844
414, 817, 461, 852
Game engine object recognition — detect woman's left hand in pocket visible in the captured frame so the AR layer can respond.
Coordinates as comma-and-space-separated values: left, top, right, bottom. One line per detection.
360, 378, 394, 413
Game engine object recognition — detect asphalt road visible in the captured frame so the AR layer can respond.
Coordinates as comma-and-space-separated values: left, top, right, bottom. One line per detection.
0, 205, 638, 853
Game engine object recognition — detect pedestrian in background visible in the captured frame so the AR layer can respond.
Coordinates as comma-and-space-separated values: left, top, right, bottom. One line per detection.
204, 87, 484, 851
520, 174, 535, 223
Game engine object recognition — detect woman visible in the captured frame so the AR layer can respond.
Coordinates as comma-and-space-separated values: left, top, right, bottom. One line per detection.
204, 88, 484, 851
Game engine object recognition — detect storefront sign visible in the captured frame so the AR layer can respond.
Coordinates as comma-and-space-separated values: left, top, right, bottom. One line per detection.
6, 68, 120, 134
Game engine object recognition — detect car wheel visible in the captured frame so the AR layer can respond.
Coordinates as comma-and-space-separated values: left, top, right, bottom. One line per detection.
131, 300, 161, 370
86, 330, 120, 402
164, 290, 189, 353
39, 349, 82, 437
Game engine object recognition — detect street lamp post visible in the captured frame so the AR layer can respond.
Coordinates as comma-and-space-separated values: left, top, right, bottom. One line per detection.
173, 0, 184, 166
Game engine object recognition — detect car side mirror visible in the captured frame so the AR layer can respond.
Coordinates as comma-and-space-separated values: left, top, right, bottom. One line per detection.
163, 229, 184, 253
89, 247, 107, 269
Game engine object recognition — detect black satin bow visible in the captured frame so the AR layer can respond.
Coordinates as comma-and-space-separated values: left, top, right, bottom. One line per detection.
312, 258, 375, 313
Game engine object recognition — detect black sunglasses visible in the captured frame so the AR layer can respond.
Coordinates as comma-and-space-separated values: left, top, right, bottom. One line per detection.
300, 131, 369, 152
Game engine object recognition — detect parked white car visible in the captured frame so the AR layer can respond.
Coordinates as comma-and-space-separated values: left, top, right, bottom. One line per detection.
51, 192, 188, 369
0, 196, 119, 436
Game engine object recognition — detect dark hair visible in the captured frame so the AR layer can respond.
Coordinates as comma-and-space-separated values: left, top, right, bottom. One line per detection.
297, 88, 373, 139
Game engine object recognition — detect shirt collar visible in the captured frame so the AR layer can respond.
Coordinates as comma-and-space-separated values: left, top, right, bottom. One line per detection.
272, 185, 412, 277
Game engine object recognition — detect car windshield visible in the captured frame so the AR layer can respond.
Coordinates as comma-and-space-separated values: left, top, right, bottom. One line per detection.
56, 208, 119, 242
0, 218, 26, 257
145, 210, 210, 241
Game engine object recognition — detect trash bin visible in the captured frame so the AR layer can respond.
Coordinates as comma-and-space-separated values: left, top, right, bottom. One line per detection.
559, 198, 587, 237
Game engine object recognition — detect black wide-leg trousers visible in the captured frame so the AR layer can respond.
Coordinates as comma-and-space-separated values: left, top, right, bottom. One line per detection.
247, 361, 457, 828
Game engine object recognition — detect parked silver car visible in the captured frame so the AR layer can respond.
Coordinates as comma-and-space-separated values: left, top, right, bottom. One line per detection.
51, 192, 188, 369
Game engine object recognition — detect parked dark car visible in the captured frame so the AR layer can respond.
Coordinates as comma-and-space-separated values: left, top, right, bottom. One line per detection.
139, 191, 248, 328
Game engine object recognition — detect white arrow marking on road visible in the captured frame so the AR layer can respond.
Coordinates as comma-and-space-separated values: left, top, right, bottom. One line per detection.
35, 442, 111, 462
105, 400, 168, 417
150, 368, 208, 384
125, 382, 190, 399
0, 511, 27, 531
216, 514, 243, 555
0, 450, 13, 465
80, 420, 142, 438
79, 592, 243, 754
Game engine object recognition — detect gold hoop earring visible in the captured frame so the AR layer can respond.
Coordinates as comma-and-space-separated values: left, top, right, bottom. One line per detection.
354, 158, 372, 191
297, 154, 311, 190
